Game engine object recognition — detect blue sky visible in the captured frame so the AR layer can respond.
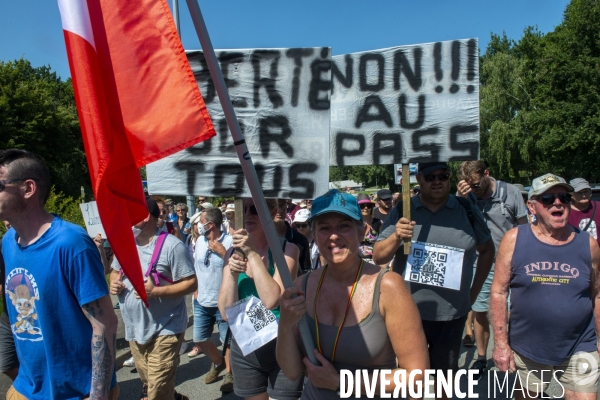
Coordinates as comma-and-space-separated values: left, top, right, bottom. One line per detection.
1, 0, 570, 80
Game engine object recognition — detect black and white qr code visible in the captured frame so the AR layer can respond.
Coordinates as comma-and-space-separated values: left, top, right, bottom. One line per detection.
246, 302, 276, 331
409, 248, 447, 286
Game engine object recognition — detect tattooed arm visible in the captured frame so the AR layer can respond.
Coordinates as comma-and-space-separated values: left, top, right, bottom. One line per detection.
82, 294, 118, 400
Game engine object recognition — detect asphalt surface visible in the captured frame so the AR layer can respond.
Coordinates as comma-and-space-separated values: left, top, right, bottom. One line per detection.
0, 295, 594, 399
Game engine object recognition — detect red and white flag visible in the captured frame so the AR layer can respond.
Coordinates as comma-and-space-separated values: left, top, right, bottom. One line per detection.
58, 0, 215, 305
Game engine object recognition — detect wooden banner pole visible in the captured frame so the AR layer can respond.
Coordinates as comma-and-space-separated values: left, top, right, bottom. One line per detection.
402, 164, 411, 255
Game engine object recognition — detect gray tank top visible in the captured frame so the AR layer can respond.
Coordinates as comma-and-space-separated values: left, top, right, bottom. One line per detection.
301, 268, 397, 400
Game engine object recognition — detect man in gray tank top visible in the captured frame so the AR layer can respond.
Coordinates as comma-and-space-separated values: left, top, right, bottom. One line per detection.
457, 160, 528, 376
491, 173, 600, 400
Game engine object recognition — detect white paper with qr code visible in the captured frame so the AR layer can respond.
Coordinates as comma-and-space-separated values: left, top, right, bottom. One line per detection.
405, 241, 465, 290
225, 296, 278, 356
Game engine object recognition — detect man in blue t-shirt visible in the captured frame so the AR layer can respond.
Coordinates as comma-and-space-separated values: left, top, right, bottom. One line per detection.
0, 149, 118, 400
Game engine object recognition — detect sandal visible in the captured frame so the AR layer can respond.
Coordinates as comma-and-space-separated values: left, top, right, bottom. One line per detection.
140, 383, 148, 400
188, 345, 202, 357
462, 334, 475, 347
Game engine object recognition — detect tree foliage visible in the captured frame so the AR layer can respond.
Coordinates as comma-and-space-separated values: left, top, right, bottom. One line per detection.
0, 59, 90, 198
480, 0, 600, 182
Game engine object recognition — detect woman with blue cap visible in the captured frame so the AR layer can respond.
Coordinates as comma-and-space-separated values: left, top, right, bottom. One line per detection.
276, 189, 429, 398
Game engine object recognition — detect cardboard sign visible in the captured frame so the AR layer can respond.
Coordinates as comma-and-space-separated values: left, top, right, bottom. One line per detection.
330, 39, 480, 166
79, 201, 106, 238
147, 48, 331, 199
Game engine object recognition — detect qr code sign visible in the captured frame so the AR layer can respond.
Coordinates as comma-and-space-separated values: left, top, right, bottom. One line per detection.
409, 248, 447, 286
246, 302, 276, 331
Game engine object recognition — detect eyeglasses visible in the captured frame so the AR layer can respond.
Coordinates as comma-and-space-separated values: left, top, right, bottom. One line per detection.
424, 173, 450, 183
0, 179, 27, 192
294, 223, 308, 229
359, 204, 373, 209
535, 192, 572, 206
245, 205, 258, 215
176, 209, 184, 212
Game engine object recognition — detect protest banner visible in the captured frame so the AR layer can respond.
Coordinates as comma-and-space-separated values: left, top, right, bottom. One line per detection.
79, 201, 106, 238
330, 39, 480, 166
147, 47, 331, 199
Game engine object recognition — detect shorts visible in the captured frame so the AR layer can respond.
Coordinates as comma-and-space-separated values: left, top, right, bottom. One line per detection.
421, 315, 468, 371
513, 350, 600, 393
230, 337, 303, 399
472, 265, 493, 312
192, 299, 229, 345
0, 313, 19, 373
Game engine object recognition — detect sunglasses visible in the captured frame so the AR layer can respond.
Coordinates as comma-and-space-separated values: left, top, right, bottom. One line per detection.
204, 249, 213, 267
0, 179, 26, 191
413, 189, 421, 195
294, 223, 308, 229
470, 182, 482, 189
424, 173, 450, 183
245, 205, 258, 215
535, 192, 572, 206
359, 204, 373, 209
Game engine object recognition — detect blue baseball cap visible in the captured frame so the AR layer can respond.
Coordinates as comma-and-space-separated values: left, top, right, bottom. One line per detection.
308, 190, 362, 223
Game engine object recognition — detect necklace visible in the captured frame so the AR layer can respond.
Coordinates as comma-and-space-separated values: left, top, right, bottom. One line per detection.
313, 259, 364, 362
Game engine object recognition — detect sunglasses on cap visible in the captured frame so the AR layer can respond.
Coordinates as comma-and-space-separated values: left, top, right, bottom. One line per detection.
424, 173, 450, 183
534, 192, 572, 206
0, 178, 27, 192
294, 223, 308, 228
359, 203, 373, 209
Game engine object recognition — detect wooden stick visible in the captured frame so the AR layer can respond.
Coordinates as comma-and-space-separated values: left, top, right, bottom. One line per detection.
234, 198, 245, 230
233, 198, 245, 259
402, 164, 411, 255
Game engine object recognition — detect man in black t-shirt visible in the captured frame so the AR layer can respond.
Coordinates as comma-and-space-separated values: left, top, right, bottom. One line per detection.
373, 189, 393, 223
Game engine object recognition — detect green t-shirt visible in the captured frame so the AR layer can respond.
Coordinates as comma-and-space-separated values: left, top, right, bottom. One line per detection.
237, 249, 280, 318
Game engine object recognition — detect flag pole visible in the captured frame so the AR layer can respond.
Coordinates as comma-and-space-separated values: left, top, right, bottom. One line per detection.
185, 0, 319, 364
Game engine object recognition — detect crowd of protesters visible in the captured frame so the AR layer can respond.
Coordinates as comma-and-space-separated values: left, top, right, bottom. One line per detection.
0, 148, 598, 400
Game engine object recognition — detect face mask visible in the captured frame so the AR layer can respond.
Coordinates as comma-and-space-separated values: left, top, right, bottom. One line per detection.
197, 222, 210, 236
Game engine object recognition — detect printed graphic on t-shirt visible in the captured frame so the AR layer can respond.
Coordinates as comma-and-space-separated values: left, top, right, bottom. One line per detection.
5, 268, 43, 341
578, 218, 597, 239
405, 241, 465, 290
522, 261, 580, 285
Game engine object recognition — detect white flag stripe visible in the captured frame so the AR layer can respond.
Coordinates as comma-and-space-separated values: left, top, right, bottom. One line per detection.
57, 0, 95, 49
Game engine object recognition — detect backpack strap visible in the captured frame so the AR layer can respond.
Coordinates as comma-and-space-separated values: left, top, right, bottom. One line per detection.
144, 231, 173, 286
583, 201, 597, 232
455, 196, 475, 229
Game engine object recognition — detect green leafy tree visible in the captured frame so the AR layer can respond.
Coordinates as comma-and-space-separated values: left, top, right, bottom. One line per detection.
480, 0, 600, 182
0, 59, 90, 198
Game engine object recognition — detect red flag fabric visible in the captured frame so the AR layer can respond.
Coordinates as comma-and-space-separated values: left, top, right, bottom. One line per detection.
58, 0, 215, 305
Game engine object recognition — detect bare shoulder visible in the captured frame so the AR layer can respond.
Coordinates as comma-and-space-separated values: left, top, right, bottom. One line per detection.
379, 269, 410, 297
501, 226, 520, 244
589, 235, 600, 262
284, 241, 299, 257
